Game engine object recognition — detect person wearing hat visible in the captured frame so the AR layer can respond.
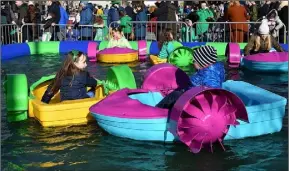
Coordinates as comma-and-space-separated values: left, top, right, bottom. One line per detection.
155, 45, 225, 110
244, 19, 284, 56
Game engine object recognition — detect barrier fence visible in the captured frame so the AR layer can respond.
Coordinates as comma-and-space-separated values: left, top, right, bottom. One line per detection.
1, 21, 287, 45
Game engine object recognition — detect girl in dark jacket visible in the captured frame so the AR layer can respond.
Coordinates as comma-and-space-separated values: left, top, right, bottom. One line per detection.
41, 50, 98, 104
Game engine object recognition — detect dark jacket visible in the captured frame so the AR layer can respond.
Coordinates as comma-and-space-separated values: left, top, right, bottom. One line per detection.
125, 6, 134, 20
79, 3, 94, 37
244, 35, 284, 56
16, 3, 29, 26
152, 1, 168, 21
47, 2, 60, 32
41, 71, 97, 104
107, 7, 119, 27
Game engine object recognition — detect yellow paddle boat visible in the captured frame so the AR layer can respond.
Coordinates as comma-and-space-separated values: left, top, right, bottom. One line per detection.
4, 65, 137, 127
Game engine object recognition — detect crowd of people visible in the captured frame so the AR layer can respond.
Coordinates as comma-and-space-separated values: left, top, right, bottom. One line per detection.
1, 0, 288, 44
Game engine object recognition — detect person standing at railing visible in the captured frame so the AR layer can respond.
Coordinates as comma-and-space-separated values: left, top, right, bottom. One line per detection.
151, 1, 177, 41
195, 1, 215, 42
26, 1, 38, 41
278, 1, 288, 44
1, 1, 17, 44
244, 19, 284, 56
56, 1, 68, 41
225, 0, 249, 43
15, 1, 29, 43
107, 1, 120, 28
78, 1, 93, 41
125, 2, 135, 21
134, 3, 147, 40
119, 10, 133, 41
265, 9, 284, 39
46, 0, 61, 41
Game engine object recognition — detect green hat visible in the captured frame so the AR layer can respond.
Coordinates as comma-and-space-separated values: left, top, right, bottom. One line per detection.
111, 0, 121, 5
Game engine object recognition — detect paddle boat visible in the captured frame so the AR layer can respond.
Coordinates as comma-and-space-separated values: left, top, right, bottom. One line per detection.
90, 63, 287, 153
227, 43, 288, 72
241, 52, 288, 72
3, 65, 136, 127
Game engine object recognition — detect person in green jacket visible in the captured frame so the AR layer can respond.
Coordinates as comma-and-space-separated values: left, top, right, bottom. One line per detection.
196, 2, 214, 40
119, 10, 133, 40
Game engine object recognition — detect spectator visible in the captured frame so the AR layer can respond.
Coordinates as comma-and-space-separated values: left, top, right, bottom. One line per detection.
134, 2, 147, 40
247, 1, 258, 22
120, 10, 133, 40
56, 1, 68, 41
107, 1, 120, 27
226, 0, 249, 43
278, 1, 288, 43
196, 1, 214, 41
97, 5, 103, 16
79, 1, 94, 40
125, 2, 134, 21
46, 0, 61, 41
266, 9, 284, 38
14, 1, 30, 42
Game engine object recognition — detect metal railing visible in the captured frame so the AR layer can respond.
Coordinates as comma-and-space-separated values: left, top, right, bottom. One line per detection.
1, 21, 287, 45
190, 21, 287, 43
1, 24, 20, 45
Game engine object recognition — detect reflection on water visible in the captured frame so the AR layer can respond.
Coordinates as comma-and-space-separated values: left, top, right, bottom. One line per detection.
1, 54, 288, 170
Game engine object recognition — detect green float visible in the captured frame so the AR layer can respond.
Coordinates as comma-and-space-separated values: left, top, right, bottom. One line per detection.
3, 74, 28, 122
28, 41, 60, 55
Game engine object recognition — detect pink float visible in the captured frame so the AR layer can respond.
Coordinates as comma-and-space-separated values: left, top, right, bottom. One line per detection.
244, 52, 288, 62
227, 43, 241, 68
169, 87, 248, 153
242, 52, 288, 72
138, 40, 147, 61
87, 41, 98, 62
142, 63, 191, 96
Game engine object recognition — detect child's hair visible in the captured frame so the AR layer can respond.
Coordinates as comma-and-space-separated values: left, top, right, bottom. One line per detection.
95, 15, 103, 25
49, 50, 85, 94
111, 26, 123, 33
159, 28, 174, 49
255, 35, 272, 51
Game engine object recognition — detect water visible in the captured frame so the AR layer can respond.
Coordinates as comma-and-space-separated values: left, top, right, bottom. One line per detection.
1, 54, 288, 171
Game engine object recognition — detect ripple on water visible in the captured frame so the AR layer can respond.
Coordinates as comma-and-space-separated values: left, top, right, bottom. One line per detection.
1, 54, 288, 171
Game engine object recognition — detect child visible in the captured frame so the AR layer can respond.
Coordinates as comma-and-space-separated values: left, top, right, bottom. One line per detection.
244, 19, 284, 56
41, 50, 98, 104
156, 45, 225, 109
66, 24, 80, 41
158, 28, 182, 59
93, 15, 105, 41
107, 26, 132, 49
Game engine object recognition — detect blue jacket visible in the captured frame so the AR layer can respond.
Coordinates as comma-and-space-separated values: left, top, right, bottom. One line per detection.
59, 6, 68, 29
107, 7, 119, 27
41, 71, 97, 103
189, 62, 225, 88
135, 8, 147, 38
79, 3, 94, 37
